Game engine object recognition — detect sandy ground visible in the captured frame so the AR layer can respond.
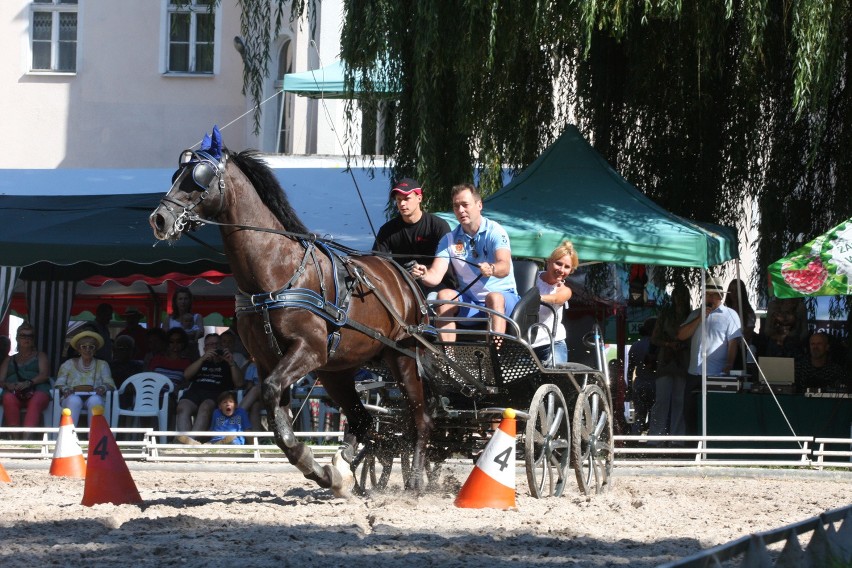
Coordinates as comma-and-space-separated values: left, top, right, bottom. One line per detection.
0, 460, 849, 567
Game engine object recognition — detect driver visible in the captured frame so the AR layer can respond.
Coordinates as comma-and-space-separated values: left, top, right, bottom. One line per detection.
413, 183, 519, 339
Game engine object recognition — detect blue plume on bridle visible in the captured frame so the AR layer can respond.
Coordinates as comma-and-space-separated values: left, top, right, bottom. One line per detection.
199, 125, 223, 160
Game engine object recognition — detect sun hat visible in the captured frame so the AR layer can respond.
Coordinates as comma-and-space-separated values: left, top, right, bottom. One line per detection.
70, 330, 104, 352
390, 177, 422, 197
705, 276, 726, 294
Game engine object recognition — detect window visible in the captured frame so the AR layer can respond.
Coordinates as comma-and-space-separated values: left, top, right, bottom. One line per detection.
167, 0, 216, 74
31, 0, 78, 72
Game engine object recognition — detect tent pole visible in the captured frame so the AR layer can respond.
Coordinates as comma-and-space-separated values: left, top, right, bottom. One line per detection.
701, 268, 707, 447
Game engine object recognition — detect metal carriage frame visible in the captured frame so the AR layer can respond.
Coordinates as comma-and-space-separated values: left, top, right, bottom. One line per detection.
351, 297, 615, 498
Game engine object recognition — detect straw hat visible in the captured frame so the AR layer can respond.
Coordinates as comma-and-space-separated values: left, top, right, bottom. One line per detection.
70, 330, 104, 352
705, 276, 726, 294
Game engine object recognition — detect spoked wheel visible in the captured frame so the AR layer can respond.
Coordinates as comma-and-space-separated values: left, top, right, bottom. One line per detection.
351, 441, 395, 495
571, 383, 614, 495
524, 384, 571, 498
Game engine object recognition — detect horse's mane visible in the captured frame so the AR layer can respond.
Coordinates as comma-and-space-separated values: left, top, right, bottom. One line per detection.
227, 149, 310, 235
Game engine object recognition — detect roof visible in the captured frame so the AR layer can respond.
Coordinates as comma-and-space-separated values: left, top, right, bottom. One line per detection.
443, 125, 738, 267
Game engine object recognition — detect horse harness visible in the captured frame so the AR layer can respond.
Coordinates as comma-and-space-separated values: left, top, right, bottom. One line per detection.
234, 239, 429, 360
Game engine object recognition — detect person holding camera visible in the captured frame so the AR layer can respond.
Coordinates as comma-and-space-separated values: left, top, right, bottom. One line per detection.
676, 277, 742, 435
372, 177, 454, 297
174, 333, 244, 445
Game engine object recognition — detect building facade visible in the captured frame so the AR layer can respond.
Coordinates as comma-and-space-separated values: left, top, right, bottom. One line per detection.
0, 0, 358, 169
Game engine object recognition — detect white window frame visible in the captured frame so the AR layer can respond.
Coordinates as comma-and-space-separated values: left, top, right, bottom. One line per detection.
29, 0, 79, 74
162, 0, 221, 76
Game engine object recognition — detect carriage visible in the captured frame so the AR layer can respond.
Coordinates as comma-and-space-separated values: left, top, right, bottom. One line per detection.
149, 127, 614, 499
349, 260, 614, 498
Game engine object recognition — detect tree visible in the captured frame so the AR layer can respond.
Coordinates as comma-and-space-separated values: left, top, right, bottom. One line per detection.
239, 0, 852, 303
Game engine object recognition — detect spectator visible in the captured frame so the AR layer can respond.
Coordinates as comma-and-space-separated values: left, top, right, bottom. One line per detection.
531, 241, 578, 366
143, 327, 168, 369
163, 286, 204, 358
372, 177, 454, 296
146, 327, 193, 389
219, 330, 247, 371
0, 323, 51, 434
55, 330, 116, 427
174, 333, 244, 445
626, 318, 657, 434
414, 183, 520, 338
117, 307, 148, 361
725, 279, 756, 371
756, 297, 807, 360
209, 391, 251, 445
649, 284, 692, 441
676, 276, 742, 435
795, 332, 848, 393
111, 335, 144, 387
91, 302, 114, 362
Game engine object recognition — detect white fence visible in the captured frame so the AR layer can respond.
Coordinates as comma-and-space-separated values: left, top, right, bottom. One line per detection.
2, 429, 852, 468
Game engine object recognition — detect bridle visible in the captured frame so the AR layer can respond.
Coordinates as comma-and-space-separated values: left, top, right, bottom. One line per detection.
152, 149, 227, 235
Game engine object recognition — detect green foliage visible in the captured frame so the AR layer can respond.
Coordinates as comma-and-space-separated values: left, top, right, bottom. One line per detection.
234, 0, 852, 306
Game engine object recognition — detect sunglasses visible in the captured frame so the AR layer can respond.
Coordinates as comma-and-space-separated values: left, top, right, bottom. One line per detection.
79, 344, 97, 351
469, 237, 478, 259
17, 334, 34, 338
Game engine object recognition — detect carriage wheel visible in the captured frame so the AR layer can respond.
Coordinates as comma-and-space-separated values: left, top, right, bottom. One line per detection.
351, 440, 395, 495
524, 384, 571, 498
571, 384, 614, 495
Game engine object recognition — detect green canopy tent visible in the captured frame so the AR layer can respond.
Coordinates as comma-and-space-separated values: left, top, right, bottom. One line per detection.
768, 218, 852, 298
445, 125, 738, 267
281, 60, 400, 99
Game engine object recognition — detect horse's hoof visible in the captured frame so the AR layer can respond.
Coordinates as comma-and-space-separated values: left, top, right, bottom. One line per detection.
338, 442, 355, 464
331, 450, 354, 498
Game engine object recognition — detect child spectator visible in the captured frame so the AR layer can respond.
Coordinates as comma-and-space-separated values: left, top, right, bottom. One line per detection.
210, 390, 251, 445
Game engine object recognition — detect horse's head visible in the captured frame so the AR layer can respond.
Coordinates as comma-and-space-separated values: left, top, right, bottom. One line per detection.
150, 126, 228, 241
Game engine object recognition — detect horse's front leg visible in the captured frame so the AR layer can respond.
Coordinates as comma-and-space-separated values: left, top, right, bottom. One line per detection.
263, 348, 350, 497
385, 352, 433, 492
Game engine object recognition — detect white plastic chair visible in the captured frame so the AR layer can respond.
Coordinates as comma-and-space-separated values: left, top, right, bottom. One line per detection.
51, 383, 114, 432
112, 372, 174, 443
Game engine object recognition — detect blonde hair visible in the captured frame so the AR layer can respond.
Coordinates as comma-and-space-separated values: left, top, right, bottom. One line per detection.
548, 241, 579, 270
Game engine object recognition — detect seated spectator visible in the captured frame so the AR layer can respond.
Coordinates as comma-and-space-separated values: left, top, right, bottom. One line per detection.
209, 391, 251, 445
219, 330, 248, 371
0, 323, 51, 434
174, 333, 244, 445
531, 241, 577, 366
414, 183, 519, 339
143, 327, 167, 369
117, 307, 148, 361
146, 327, 193, 389
795, 332, 848, 393
164, 287, 204, 359
55, 330, 116, 427
112, 335, 144, 409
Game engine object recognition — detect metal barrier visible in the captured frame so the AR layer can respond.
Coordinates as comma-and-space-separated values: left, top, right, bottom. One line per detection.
813, 437, 852, 469
615, 435, 816, 467
659, 504, 852, 567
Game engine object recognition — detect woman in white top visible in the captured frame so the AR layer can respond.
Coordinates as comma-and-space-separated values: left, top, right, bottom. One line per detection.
56, 330, 116, 426
532, 241, 578, 366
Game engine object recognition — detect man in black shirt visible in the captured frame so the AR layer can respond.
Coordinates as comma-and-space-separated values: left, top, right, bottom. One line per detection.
373, 177, 454, 296
174, 333, 244, 444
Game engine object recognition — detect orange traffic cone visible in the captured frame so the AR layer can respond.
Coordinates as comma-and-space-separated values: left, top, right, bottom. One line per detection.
50, 408, 87, 479
455, 407, 517, 509
81, 405, 142, 507
0, 461, 10, 483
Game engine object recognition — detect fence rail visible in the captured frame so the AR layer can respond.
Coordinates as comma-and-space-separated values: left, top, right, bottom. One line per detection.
2, 428, 852, 468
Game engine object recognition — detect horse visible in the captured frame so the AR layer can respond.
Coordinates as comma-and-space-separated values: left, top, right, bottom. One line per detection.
149, 127, 433, 496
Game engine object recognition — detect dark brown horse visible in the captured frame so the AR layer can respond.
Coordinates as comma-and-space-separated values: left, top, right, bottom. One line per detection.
149, 128, 432, 496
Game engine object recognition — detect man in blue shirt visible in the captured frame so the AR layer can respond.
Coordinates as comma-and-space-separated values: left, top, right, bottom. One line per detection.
414, 183, 519, 338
